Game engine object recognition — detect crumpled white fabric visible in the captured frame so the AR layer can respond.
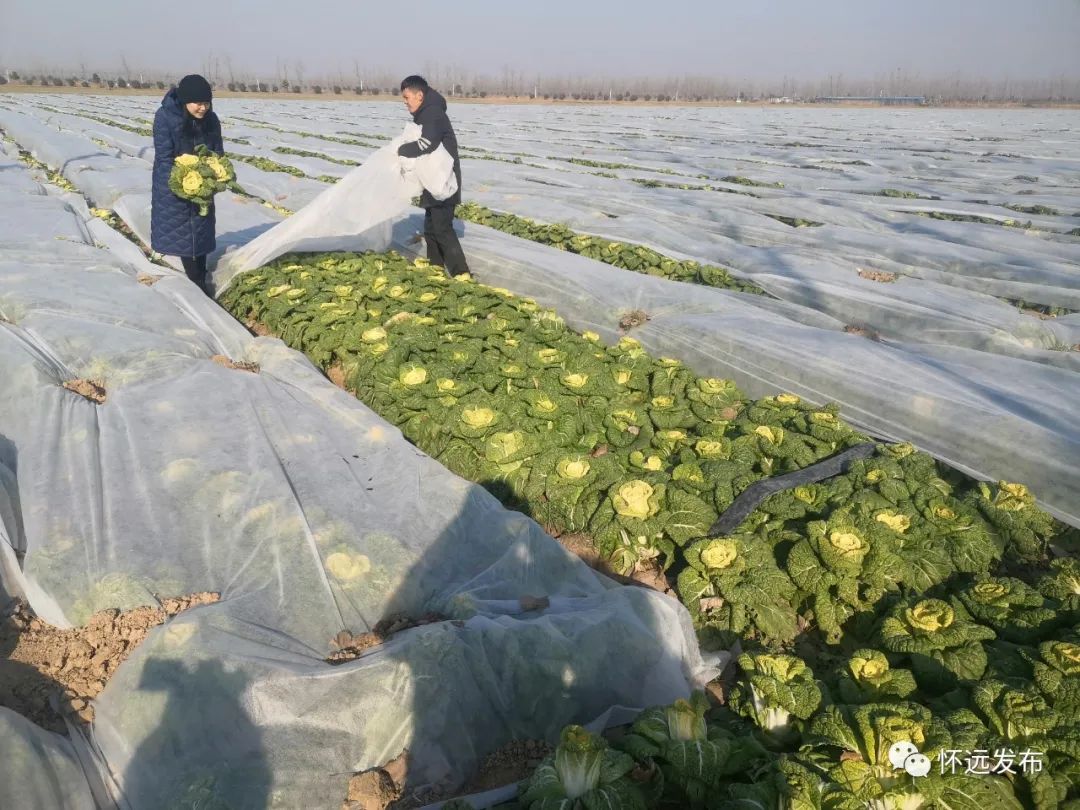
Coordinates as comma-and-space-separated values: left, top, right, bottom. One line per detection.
215, 124, 458, 279
397, 122, 459, 202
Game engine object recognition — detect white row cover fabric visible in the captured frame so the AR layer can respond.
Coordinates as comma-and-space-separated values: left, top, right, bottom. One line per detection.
218, 125, 456, 276
1, 122, 714, 809
21, 95, 1077, 366
8, 95, 1077, 525
0, 710, 99, 810
399, 122, 460, 202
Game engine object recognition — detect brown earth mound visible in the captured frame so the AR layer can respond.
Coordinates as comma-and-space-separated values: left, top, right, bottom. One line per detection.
326, 613, 447, 665
0, 593, 219, 732
211, 354, 261, 373
63, 378, 106, 403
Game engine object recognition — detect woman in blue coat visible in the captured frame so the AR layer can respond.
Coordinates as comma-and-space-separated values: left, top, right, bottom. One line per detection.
151, 74, 224, 293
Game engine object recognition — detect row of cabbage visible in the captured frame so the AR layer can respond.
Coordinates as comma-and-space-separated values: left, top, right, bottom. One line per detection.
448, 639, 1080, 810
220, 249, 1080, 807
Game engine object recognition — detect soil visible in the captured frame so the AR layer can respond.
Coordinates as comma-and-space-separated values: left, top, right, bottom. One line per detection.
326, 613, 447, 664
459, 739, 554, 795
555, 532, 675, 596
242, 313, 272, 337
343, 750, 412, 810
210, 354, 260, 373
327, 362, 348, 389
344, 769, 402, 810
344, 739, 553, 810
62, 378, 107, 403
857, 269, 898, 283
0, 592, 219, 732
618, 309, 650, 332
136, 273, 163, 286
844, 324, 882, 341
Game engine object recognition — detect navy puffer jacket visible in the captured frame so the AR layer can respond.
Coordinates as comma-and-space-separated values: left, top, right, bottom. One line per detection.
150, 89, 224, 257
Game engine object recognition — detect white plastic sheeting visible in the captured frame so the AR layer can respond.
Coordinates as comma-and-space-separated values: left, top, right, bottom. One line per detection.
1, 126, 713, 809
19, 95, 1078, 363
201, 99, 1080, 525
0, 710, 99, 810
218, 127, 454, 275
6, 95, 1077, 526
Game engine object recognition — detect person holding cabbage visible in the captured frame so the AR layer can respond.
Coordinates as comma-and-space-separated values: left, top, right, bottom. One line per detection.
151, 74, 227, 294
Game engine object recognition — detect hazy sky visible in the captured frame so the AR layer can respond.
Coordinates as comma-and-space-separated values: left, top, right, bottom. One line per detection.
3, 0, 1079, 81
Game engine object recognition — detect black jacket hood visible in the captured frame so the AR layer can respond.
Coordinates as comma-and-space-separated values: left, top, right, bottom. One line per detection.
413, 88, 447, 122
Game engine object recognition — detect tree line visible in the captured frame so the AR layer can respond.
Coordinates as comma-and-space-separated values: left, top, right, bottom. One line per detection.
2, 66, 1077, 103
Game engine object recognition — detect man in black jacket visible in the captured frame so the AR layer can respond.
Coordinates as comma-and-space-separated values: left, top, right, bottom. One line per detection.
397, 75, 471, 277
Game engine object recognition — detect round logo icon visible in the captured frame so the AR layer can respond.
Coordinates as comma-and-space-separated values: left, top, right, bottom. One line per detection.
904, 752, 932, 778
888, 741, 920, 770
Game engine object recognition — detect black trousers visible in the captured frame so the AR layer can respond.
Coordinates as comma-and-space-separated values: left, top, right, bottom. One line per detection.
180, 255, 209, 292
423, 203, 470, 277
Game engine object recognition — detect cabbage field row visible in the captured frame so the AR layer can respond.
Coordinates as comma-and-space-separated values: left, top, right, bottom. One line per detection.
0, 93, 1078, 808
214, 253, 1080, 807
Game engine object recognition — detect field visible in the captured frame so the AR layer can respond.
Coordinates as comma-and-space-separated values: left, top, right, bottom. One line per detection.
1, 92, 1079, 809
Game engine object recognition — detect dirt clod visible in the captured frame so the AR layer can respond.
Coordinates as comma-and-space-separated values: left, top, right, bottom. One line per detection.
0, 593, 219, 733
857, 269, 898, 283
844, 324, 882, 341
381, 750, 410, 788
327, 363, 348, 389
557, 534, 675, 595
384, 739, 554, 809
244, 317, 272, 337
343, 769, 401, 810
618, 309, 650, 331
63, 378, 106, 404
326, 614, 445, 664
704, 680, 726, 706
136, 273, 163, 286
341, 750, 412, 810
211, 354, 260, 373
698, 596, 726, 613
461, 739, 554, 794
519, 595, 550, 612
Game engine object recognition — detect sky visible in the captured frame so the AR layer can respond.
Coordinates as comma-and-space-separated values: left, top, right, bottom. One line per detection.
3, 0, 1079, 83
